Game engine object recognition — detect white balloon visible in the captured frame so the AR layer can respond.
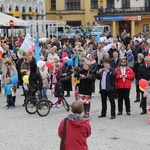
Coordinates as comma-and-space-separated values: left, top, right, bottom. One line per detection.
37, 60, 45, 68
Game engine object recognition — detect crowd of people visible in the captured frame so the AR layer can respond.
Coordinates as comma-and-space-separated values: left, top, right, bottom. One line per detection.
1, 30, 150, 149
0, 30, 150, 122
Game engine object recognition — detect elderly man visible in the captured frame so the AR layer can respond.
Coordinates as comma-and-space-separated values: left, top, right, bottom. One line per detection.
108, 44, 119, 59
75, 42, 84, 53
4, 45, 12, 58
47, 47, 58, 63
138, 56, 150, 114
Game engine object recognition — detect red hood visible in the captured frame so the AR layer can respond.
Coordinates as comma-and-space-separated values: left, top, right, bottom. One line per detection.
69, 120, 88, 128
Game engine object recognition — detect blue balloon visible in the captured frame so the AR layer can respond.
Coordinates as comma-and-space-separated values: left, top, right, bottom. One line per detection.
67, 59, 73, 66
96, 35, 100, 41
11, 75, 18, 85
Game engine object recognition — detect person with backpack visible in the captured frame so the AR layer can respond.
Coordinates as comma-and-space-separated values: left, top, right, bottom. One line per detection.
29, 60, 43, 98
58, 101, 91, 150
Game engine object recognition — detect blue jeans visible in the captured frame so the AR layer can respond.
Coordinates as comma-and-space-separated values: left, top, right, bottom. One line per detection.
42, 86, 48, 99
7, 95, 14, 107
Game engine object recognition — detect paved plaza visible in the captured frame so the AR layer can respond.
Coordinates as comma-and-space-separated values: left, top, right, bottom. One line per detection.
0, 81, 149, 150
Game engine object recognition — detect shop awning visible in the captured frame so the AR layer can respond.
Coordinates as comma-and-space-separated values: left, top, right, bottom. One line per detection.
0, 12, 28, 27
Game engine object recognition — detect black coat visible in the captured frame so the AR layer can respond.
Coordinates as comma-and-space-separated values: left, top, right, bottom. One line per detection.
95, 67, 117, 91
74, 69, 94, 96
110, 58, 120, 69
61, 63, 73, 91
132, 45, 143, 61
138, 64, 150, 81
108, 48, 119, 59
89, 62, 97, 75
133, 61, 143, 79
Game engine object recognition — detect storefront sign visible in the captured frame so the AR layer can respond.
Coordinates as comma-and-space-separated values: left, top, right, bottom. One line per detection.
9, 11, 22, 17
28, 12, 36, 16
95, 16, 141, 21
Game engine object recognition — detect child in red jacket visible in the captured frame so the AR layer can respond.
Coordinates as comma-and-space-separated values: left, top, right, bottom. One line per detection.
58, 101, 91, 150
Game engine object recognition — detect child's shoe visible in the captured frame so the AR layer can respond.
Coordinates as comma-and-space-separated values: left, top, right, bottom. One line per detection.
56, 104, 61, 108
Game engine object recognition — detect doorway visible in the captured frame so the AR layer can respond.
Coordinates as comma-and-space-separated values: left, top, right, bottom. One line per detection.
119, 21, 131, 35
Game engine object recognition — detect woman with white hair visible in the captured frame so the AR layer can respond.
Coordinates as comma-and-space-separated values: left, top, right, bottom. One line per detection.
133, 53, 144, 102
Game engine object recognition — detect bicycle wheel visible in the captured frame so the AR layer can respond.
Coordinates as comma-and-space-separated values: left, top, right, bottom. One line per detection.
62, 97, 70, 111
36, 100, 51, 117
25, 98, 37, 114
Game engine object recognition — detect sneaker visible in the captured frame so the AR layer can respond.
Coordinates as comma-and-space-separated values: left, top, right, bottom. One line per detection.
11, 106, 15, 109
56, 104, 61, 108
6, 106, 10, 109
92, 93, 95, 98
84, 114, 90, 118
52, 104, 56, 108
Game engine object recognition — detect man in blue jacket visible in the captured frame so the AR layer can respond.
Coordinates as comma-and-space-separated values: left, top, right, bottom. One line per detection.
96, 59, 117, 119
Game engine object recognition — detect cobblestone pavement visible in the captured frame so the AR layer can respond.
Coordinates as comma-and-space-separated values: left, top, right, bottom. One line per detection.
0, 81, 149, 150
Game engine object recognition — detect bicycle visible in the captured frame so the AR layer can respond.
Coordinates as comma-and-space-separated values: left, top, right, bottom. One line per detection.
36, 96, 70, 117
25, 85, 42, 115
36, 82, 70, 117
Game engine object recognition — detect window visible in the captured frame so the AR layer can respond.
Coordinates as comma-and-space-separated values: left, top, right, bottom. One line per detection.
65, 0, 80, 10
91, 0, 98, 9
66, 21, 81, 26
122, 0, 130, 8
51, 0, 56, 10
106, 0, 114, 8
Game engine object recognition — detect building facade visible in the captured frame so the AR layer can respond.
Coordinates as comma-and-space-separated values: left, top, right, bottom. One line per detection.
96, 0, 150, 37
46, 0, 100, 28
46, 0, 150, 37
0, 0, 46, 37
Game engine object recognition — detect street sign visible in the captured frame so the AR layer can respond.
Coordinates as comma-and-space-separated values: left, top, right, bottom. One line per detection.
9, 20, 14, 27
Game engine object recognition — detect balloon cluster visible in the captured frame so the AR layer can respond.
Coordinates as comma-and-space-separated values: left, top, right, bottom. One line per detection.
139, 79, 148, 92
37, 60, 53, 69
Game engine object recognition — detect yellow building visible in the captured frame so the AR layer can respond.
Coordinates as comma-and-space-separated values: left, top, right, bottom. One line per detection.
46, 0, 150, 37
46, 0, 99, 28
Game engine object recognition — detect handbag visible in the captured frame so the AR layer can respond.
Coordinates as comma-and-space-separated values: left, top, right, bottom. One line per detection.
60, 118, 68, 150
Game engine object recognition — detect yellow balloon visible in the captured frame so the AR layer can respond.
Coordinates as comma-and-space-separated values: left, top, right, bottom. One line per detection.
23, 75, 29, 84
139, 86, 144, 92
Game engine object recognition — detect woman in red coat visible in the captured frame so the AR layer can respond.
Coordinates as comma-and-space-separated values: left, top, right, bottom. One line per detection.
115, 58, 135, 115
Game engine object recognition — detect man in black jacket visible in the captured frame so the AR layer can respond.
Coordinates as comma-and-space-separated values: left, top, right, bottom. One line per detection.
132, 40, 143, 61
138, 56, 150, 114
96, 59, 117, 119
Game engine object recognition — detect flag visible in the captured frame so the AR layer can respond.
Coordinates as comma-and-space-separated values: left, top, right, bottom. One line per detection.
0, 46, 4, 59
3, 35, 7, 43
20, 34, 35, 53
34, 37, 40, 63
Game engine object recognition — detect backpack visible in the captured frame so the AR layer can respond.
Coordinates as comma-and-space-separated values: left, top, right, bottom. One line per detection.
54, 81, 64, 97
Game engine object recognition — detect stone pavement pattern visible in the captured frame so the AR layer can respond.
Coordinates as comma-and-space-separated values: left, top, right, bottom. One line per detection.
0, 81, 150, 150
